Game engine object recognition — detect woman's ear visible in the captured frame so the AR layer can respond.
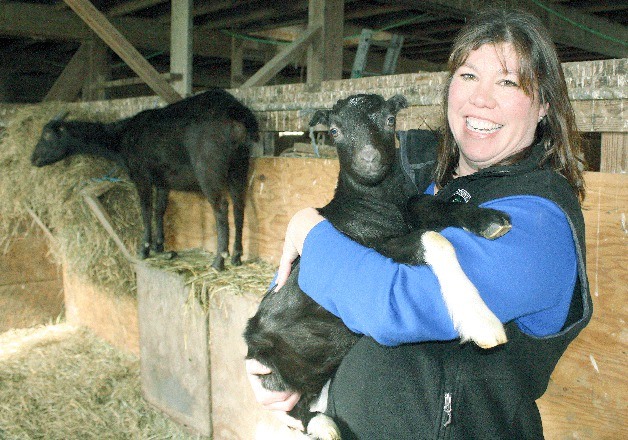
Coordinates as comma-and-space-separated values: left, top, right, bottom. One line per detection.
538, 102, 549, 121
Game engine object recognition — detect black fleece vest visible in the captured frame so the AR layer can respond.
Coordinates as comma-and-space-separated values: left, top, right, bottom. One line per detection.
327, 130, 592, 440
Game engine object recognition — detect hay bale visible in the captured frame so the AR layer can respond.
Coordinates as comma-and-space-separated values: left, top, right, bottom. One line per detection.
0, 324, 198, 439
0, 104, 143, 297
144, 249, 275, 313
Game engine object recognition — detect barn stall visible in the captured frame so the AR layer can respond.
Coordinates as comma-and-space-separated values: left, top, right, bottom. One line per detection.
0, 59, 626, 439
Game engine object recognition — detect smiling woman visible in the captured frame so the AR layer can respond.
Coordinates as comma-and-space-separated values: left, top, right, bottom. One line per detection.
247, 8, 592, 440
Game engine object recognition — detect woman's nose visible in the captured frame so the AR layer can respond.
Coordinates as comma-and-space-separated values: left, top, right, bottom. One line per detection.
469, 82, 497, 109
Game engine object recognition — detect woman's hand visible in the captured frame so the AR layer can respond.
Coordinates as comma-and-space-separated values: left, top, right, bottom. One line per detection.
245, 358, 304, 430
275, 207, 325, 290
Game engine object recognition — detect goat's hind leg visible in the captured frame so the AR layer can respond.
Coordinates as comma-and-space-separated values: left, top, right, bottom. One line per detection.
153, 187, 176, 258
288, 388, 341, 440
210, 194, 230, 271
135, 181, 153, 259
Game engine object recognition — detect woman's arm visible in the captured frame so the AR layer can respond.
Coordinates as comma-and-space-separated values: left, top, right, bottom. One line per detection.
296, 195, 577, 346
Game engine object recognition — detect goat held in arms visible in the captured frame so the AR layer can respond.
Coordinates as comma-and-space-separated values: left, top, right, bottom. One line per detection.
31, 89, 259, 270
244, 94, 510, 439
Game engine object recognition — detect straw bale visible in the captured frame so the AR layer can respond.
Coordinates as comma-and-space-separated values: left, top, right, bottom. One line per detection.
143, 249, 275, 313
0, 324, 199, 439
0, 104, 141, 298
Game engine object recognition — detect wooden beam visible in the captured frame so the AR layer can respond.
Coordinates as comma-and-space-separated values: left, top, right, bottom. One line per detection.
308, 0, 345, 84
170, 0, 193, 96
62, 0, 182, 103
43, 43, 90, 102
241, 25, 322, 88
0, 3, 231, 61
82, 39, 109, 101
384, 0, 628, 59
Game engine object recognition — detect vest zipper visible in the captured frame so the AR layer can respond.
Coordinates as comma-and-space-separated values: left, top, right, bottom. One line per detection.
442, 392, 452, 427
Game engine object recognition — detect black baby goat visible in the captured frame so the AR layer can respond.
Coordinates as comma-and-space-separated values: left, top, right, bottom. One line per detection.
31, 89, 259, 270
244, 94, 510, 439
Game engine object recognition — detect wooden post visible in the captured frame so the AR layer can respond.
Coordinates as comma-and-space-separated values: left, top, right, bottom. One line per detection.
307, 0, 344, 85
231, 36, 245, 88
82, 38, 109, 101
170, 0, 193, 97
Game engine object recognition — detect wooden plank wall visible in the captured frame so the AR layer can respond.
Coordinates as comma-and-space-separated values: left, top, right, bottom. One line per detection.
0, 220, 63, 332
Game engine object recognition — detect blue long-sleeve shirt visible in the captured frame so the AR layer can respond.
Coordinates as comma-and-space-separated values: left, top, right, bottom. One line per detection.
297, 191, 578, 346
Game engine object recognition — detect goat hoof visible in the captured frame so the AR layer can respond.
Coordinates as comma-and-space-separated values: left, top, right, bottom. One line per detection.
154, 243, 165, 253
306, 413, 341, 440
482, 221, 512, 240
212, 256, 225, 271
468, 209, 511, 240
231, 254, 242, 266
138, 243, 151, 259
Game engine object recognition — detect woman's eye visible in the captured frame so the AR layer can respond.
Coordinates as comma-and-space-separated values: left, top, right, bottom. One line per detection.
460, 73, 475, 81
500, 79, 519, 87
386, 116, 396, 126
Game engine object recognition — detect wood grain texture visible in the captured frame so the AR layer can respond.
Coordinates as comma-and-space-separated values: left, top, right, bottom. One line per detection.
538, 172, 627, 439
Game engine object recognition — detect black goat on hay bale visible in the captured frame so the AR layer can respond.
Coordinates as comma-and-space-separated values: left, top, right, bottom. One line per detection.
244, 94, 510, 439
31, 89, 259, 270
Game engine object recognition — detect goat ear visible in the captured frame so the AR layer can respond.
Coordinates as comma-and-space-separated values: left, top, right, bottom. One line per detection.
388, 95, 409, 113
309, 110, 329, 127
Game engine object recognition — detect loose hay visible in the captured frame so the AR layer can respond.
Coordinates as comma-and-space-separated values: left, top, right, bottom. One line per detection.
0, 324, 201, 440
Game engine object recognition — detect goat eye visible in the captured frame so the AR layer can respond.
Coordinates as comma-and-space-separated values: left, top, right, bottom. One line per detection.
329, 127, 340, 138
387, 116, 396, 126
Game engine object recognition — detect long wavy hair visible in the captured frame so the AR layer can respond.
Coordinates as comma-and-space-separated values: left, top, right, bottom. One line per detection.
435, 8, 585, 201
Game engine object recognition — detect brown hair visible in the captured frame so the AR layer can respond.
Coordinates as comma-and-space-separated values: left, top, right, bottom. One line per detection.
435, 8, 586, 201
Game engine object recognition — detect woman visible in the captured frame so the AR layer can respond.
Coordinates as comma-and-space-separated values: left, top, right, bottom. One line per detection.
247, 8, 592, 439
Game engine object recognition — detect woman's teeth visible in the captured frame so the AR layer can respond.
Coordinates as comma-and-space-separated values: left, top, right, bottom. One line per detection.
466, 117, 503, 133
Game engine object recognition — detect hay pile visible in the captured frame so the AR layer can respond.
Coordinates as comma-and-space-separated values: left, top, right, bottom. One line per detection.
0, 104, 144, 297
0, 324, 200, 440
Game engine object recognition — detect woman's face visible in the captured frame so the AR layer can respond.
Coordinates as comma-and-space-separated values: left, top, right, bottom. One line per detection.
447, 43, 547, 177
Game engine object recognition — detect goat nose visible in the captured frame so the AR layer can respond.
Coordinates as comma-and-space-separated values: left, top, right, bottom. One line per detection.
358, 145, 380, 163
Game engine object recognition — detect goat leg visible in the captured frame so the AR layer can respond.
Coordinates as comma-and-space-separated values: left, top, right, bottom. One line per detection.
406, 195, 511, 239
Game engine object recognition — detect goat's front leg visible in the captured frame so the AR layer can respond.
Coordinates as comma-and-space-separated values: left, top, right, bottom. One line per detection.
406, 195, 511, 239
377, 230, 507, 349
154, 187, 169, 254
422, 231, 507, 349
135, 182, 153, 259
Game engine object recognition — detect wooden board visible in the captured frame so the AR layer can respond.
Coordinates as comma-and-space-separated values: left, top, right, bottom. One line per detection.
537, 172, 627, 439
0, 221, 63, 332
135, 263, 212, 437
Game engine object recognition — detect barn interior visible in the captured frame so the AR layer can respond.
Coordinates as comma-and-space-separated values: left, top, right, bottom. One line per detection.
0, 1, 626, 439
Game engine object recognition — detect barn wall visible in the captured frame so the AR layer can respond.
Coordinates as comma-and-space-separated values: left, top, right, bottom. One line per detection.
0, 219, 63, 333
62, 169, 627, 439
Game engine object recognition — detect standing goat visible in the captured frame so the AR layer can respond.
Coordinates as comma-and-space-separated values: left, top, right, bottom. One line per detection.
31, 89, 259, 270
244, 94, 510, 439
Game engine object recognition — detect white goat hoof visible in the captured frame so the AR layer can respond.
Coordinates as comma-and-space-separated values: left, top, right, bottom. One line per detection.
306, 413, 341, 440
456, 302, 508, 349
